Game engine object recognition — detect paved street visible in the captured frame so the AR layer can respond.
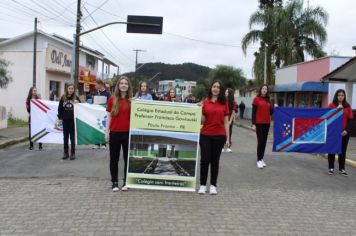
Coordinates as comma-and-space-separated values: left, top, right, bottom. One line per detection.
0, 126, 356, 235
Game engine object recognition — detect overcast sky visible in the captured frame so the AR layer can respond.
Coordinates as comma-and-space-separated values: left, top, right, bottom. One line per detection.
1, 0, 355, 78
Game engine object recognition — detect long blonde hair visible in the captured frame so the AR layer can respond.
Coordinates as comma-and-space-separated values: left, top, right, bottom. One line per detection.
111, 76, 132, 116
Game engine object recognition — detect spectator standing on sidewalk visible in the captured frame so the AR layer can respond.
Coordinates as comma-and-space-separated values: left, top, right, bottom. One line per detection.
198, 80, 230, 195
239, 101, 246, 119
26, 87, 42, 150
223, 88, 237, 153
134, 81, 153, 100
327, 89, 354, 176
105, 76, 132, 192
58, 83, 79, 160
252, 84, 273, 169
92, 79, 111, 149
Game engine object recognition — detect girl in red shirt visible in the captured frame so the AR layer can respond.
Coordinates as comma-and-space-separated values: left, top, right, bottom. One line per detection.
224, 88, 237, 153
198, 80, 230, 195
252, 84, 273, 169
164, 88, 177, 102
26, 86, 42, 150
327, 89, 354, 176
105, 76, 132, 191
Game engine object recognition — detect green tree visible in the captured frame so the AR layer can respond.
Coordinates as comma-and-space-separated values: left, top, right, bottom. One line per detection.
192, 83, 207, 100
242, 0, 328, 84
0, 59, 12, 89
208, 65, 246, 90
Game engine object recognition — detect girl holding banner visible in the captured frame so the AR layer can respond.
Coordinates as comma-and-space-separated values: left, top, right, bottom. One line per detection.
26, 87, 43, 150
224, 88, 237, 153
252, 84, 273, 169
58, 83, 78, 160
135, 81, 153, 100
198, 80, 230, 195
328, 89, 354, 176
105, 76, 132, 192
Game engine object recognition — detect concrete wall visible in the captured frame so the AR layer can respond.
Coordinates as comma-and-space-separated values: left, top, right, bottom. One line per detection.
276, 66, 297, 84
297, 57, 330, 82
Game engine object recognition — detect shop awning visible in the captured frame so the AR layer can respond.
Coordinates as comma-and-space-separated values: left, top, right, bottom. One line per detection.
321, 56, 356, 83
270, 82, 328, 92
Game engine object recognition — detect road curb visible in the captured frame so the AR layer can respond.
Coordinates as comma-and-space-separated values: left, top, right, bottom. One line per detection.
235, 122, 356, 168
0, 136, 28, 149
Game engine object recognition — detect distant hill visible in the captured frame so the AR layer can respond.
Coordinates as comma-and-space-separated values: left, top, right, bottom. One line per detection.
123, 62, 210, 87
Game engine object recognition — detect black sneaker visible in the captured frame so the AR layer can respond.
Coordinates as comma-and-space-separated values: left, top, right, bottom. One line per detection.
339, 169, 348, 176
328, 169, 334, 175
70, 153, 76, 160
112, 182, 119, 192
62, 153, 69, 160
29, 146, 34, 150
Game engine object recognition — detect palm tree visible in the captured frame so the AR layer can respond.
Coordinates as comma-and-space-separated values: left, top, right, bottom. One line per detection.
276, 0, 328, 66
242, 0, 328, 84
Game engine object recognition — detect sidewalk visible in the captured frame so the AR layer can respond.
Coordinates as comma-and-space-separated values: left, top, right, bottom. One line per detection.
235, 117, 356, 167
0, 126, 28, 149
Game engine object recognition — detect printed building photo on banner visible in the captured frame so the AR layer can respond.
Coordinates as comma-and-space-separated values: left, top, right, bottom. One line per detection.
127, 100, 202, 192
129, 130, 198, 177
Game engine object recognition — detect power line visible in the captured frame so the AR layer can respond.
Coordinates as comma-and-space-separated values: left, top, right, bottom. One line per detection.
82, 0, 110, 22
83, 6, 134, 63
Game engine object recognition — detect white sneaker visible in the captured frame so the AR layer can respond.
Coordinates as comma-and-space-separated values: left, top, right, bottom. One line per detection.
261, 159, 267, 167
100, 145, 107, 150
226, 148, 232, 153
198, 185, 206, 194
92, 145, 99, 149
121, 185, 128, 191
209, 185, 217, 195
221, 148, 226, 153
257, 161, 263, 169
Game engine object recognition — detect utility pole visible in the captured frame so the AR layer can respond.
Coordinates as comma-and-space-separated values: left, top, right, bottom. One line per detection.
32, 17, 37, 87
73, 0, 82, 91
133, 49, 146, 90
264, 44, 267, 84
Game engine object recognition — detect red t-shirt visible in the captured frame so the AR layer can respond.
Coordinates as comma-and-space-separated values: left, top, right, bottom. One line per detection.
228, 101, 238, 119
106, 96, 131, 132
252, 96, 271, 124
328, 103, 354, 130
201, 98, 229, 136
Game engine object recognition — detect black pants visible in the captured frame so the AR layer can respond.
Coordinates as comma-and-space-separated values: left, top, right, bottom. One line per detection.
229, 123, 233, 147
328, 134, 350, 170
109, 131, 129, 184
63, 119, 75, 154
199, 134, 226, 186
240, 110, 244, 119
256, 124, 270, 161
28, 117, 42, 149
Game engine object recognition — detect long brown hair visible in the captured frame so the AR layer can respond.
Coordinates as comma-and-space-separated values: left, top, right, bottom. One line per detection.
226, 88, 235, 112
111, 76, 132, 116
208, 80, 226, 104
166, 88, 176, 102
61, 83, 77, 102
27, 86, 37, 101
332, 89, 350, 108
138, 81, 148, 96
257, 84, 270, 101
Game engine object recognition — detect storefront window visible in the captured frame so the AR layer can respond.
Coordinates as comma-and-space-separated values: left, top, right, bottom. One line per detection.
298, 93, 308, 107
287, 93, 294, 107
49, 81, 60, 101
312, 93, 322, 108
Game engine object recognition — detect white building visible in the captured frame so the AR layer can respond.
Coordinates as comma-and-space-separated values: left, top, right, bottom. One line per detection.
158, 79, 196, 100
0, 30, 117, 120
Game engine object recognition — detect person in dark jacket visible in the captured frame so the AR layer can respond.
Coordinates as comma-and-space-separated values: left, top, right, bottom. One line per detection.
58, 83, 79, 160
239, 101, 246, 119
26, 86, 43, 150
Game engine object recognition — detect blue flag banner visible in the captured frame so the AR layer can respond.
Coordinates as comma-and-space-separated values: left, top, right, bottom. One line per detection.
273, 107, 343, 154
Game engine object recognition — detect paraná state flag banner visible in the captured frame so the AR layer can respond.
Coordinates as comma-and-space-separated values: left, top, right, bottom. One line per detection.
273, 107, 343, 154
75, 103, 106, 145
